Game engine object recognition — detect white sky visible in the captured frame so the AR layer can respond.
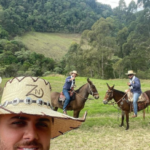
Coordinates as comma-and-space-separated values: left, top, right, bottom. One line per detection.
97, 0, 138, 8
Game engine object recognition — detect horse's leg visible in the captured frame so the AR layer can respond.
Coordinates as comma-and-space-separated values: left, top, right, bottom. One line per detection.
143, 109, 145, 120
125, 111, 129, 130
73, 110, 80, 118
120, 111, 124, 127
54, 107, 58, 111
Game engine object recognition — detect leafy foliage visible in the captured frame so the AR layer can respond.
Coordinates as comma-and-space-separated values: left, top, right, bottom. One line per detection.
61, 0, 150, 79
0, 39, 55, 77
0, 0, 112, 36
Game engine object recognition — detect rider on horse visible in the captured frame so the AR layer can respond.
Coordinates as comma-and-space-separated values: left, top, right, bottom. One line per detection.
63, 70, 78, 114
126, 70, 142, 118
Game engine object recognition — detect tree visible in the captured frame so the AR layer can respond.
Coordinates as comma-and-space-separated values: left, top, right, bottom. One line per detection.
116, 27, 129, 57
80, 17, 118, 78
138, 0, 150, 8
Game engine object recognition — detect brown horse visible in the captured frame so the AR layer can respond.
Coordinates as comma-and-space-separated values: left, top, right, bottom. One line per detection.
51, 78, 99, 118
103, 84, 150, 130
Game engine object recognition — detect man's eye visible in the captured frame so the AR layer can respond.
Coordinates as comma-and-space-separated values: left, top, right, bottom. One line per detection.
37, 122, 49, 128
12, 121, 25, 126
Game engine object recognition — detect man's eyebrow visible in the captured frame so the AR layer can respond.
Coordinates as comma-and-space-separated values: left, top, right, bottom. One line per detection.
10, 116, 50, 122
38, 118, 50, 122
10, 116, 29, 120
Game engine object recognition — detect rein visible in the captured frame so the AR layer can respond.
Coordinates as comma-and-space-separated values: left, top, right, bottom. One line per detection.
114, 93, 127, 104
73, 84, 98, 100
107, 92, 128, 121
107, 90, 128, 106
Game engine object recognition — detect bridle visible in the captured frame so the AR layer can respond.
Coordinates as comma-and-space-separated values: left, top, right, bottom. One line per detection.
88, 84, 99, 97
73, 83, 98, 100
105, 89, 127, 104
104, 88, 129, 120
105, 90, 114, 101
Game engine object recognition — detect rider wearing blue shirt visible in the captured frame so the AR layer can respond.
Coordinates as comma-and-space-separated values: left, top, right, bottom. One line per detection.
126, 70, 142, 118
63, 70, 78, 114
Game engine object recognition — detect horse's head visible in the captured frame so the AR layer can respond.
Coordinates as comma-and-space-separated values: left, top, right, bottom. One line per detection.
103, 83, 114, 104
87, 78, 99, 99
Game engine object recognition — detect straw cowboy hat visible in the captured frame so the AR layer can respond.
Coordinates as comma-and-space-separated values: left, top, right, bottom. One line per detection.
0, 76, 86, 139
70, 70, 78, 76
125, 70, 136, 75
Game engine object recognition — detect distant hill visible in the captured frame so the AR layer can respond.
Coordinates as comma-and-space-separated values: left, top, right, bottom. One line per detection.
15, 32, 81, 60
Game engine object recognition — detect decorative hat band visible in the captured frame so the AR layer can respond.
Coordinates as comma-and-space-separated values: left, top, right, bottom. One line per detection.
1, 97, 53, 109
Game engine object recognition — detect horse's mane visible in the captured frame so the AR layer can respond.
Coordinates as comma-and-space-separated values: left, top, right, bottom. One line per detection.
114, 89, 125, 95
75, 84, 86, 93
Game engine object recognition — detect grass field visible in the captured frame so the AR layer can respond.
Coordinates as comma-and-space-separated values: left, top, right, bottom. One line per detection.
15, 32, 81, 60
1, 76, 150, 150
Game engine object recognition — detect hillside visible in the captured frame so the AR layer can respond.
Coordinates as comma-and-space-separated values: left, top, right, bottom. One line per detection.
15, 32, 81, 60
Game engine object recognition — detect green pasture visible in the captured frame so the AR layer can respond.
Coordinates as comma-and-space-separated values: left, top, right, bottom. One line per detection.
45, 76, 150, 150
15, 32, 81, 60
1, 76, 150, 149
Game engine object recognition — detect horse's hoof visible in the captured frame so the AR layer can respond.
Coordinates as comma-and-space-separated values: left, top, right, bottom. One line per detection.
125, 128, 129, 130
119, 125, 123, 127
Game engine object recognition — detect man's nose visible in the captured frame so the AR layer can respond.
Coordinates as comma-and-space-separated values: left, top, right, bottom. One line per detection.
23, 124, 39, 141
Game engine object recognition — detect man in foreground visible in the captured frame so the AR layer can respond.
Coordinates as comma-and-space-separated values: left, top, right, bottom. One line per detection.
0, 76, 86, 150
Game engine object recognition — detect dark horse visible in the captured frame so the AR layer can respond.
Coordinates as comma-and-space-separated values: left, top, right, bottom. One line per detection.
103, 84, 150, 130
51, 78, 99, 118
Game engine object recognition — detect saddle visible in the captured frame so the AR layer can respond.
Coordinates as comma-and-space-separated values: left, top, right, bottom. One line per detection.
58, 91, 76, 105
126, 91, 149, 103
126, 91, 149, 111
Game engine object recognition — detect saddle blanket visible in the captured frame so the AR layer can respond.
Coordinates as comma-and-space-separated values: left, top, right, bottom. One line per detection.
58, 91, 75, 104
126, 90, 148, 102
59, 93, 66, 102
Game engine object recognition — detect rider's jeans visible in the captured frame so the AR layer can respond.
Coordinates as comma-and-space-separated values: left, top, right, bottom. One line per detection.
63, 89, 71, 111
133, 93, 140, 115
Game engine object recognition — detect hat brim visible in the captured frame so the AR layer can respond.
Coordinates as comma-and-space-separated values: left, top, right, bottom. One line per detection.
125, 73, 136, 75
0, 105, 86, 139
70, 73, 78, 76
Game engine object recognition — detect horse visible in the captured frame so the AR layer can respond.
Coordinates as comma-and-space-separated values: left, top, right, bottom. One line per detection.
103, 84, 150, 130
51, 78, 99, 118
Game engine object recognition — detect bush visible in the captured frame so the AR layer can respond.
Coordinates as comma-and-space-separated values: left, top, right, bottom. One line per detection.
54, 67, 62, 74
137, 70, 147, 79
0, 67, 5, 77
24, 71, 35, 76
16, 71, 25, 76
43, 71, 51, 77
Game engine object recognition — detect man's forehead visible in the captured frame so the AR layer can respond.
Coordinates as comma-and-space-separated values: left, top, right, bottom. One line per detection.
0, 114, 51, 121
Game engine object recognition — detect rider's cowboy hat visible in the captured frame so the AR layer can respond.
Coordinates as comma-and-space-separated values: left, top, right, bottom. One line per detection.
125, 70, 136, 75
70, 70, 78, 76
0, 76, 86, 139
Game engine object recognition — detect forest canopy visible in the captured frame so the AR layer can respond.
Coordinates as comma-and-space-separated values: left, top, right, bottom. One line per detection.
0, 0, 112, 36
